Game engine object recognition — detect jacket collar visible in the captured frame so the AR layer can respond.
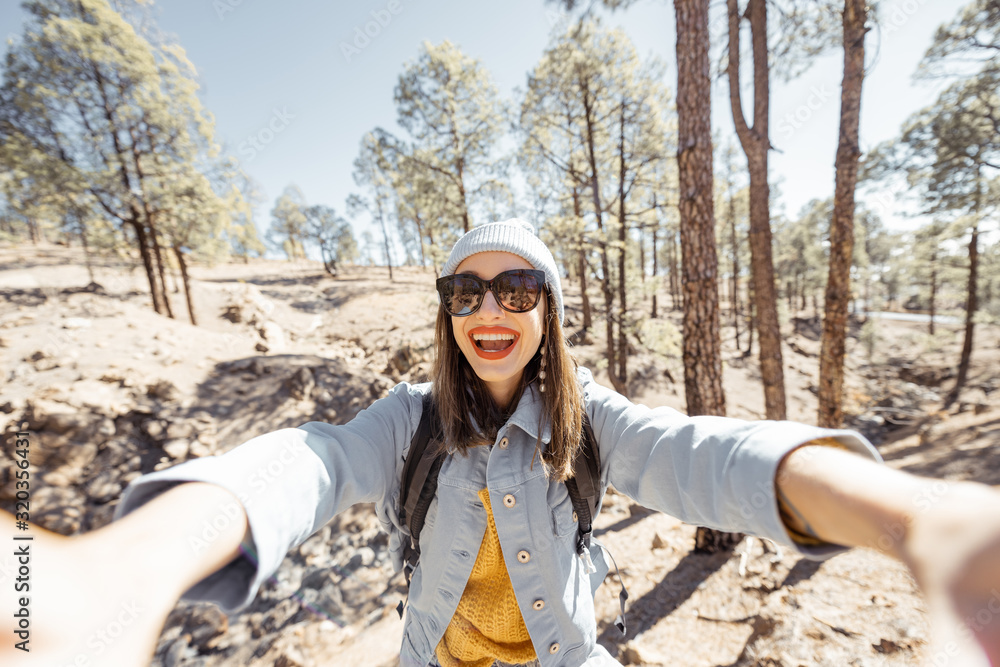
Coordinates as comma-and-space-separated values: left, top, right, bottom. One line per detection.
504, 383, 552, 444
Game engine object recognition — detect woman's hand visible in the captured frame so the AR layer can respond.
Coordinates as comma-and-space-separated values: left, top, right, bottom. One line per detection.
777, 446, 999, 665
0, 482, 248, 667
0, 516, 177, 666
900, 482, 1000, 666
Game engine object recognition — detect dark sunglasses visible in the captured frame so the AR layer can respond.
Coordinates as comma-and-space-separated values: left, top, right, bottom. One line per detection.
436, 269, 546, 317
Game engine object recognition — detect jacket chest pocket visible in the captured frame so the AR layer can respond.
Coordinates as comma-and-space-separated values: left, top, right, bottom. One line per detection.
548, 485, 578, 538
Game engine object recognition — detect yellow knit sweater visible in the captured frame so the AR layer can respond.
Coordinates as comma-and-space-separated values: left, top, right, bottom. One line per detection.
435, 488, 537, 667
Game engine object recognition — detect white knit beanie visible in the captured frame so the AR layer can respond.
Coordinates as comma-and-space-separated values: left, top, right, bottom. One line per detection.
441, 218, 564, 325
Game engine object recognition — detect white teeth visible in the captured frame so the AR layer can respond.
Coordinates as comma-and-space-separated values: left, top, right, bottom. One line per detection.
472, 332, 516, 341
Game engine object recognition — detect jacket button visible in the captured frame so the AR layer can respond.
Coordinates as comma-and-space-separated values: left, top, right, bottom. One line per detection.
572, 511, 578, 522
532, 599, 545, 611
549, 642, 560, 654
503, 494, 516, 508
498, 437, 509, 449
517, 550, 531, 563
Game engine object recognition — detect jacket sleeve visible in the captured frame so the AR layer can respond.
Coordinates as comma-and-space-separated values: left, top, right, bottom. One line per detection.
581, 370, 881, 558
114, 382, 422, 612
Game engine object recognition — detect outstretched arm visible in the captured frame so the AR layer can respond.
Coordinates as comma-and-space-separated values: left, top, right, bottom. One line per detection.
777, 445, 1000, 665
0, 482, 247, 667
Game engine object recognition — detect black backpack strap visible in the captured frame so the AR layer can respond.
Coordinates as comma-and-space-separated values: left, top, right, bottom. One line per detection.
566, 411, 628, 635
565, 412, 600, 560
397, 392, 445, 618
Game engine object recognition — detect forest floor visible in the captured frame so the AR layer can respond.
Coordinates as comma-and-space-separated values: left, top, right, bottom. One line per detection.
1, 243, 998, 667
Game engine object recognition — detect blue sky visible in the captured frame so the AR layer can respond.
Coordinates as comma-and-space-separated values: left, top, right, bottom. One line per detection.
1, 0, 961, 254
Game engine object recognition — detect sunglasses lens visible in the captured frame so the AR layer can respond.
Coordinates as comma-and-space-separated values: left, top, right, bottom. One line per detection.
496, 271, 541, 312
437, 270, 545, 316
440, 275, 484, 316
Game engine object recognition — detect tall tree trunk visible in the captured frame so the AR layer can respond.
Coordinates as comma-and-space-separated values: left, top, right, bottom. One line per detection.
27, 217, 40, 244
77, 212, 95, 285
147, 213, 175, 319
428, 227, 439, 276
946, 177, 981, 408
639, 225, 646, 287
376, 198, 394, 282
128, 212, 166, 315
745, 270, 756, 357
728, 183, 740, 349
173, 245, 197, 326
676, 0, 739, 554
668, 227, 681, 310
572, 180, 593, 330
818, 0, 866, 429
651, 215, 659, 319
616, 101, 629, 387
582, 83, 625, 395
456, 155, 470, 233
727, 0, 786, 420
675, 0, 725, 418
413, 212, 427, 268
929, 246, 937, 336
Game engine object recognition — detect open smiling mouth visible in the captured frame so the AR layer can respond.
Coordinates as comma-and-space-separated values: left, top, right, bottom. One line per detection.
469, 329, 520, 360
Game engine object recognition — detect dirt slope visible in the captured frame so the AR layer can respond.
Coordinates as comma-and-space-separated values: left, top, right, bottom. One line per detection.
1, 244, 997, 667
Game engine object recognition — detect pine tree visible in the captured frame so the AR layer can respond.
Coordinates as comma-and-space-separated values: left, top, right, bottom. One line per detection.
394, 41, 506, 235
350, 132, 398, 281
818, 0, 868, 429
269, 185, 308, 261
303, 205, 356, 276
0, 0, 228, 316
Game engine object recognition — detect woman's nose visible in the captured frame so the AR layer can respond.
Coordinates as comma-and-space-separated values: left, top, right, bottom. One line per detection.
478, 290, 505, 318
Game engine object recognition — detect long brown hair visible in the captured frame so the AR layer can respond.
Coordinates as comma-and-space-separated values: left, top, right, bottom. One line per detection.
430, 289, 584, 481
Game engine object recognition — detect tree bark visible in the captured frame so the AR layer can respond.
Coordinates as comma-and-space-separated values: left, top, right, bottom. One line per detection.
413, 212, 427, 268
651, 216, 659, 319
745, 270, 756, 358
146, 210, 174, 319
616, 101, 629, 387
677, 0, 740, 554
675, 0, 725, 419
127, 210, 166, 315
818, 0, 867, 428
667, 227, 680, 310
77, 211, 95, 285
946, 176, 981, 408
727, 0, 786, 420
173, 245, 197, 326
375, 196, 394, 282
581, 80, 625, 395
929, 246, 937, 337
456, 157, 470, 234
727, 179, 740, 350
572, 183, 594, 330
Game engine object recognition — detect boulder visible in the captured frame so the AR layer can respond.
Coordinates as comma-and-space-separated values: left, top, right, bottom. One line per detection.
147, 380, 180, 402
285, 367, 316, 401
181, 604, 229, 649
259, 321, 287, 354
162, 439, 190, 460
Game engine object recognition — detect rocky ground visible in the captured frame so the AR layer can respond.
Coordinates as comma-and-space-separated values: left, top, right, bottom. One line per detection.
1, 244, 998, 666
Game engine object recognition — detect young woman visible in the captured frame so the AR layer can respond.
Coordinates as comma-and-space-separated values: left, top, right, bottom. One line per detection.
4, 218, 1000, 667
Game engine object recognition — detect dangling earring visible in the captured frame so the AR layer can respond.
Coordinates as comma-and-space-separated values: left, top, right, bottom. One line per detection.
538, 341, 547, 394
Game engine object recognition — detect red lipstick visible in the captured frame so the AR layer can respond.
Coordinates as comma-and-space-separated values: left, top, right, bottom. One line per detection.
468, 326, 520, 360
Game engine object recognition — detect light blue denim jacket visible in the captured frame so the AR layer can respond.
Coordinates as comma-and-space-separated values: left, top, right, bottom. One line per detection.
116, 367, 880, 667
